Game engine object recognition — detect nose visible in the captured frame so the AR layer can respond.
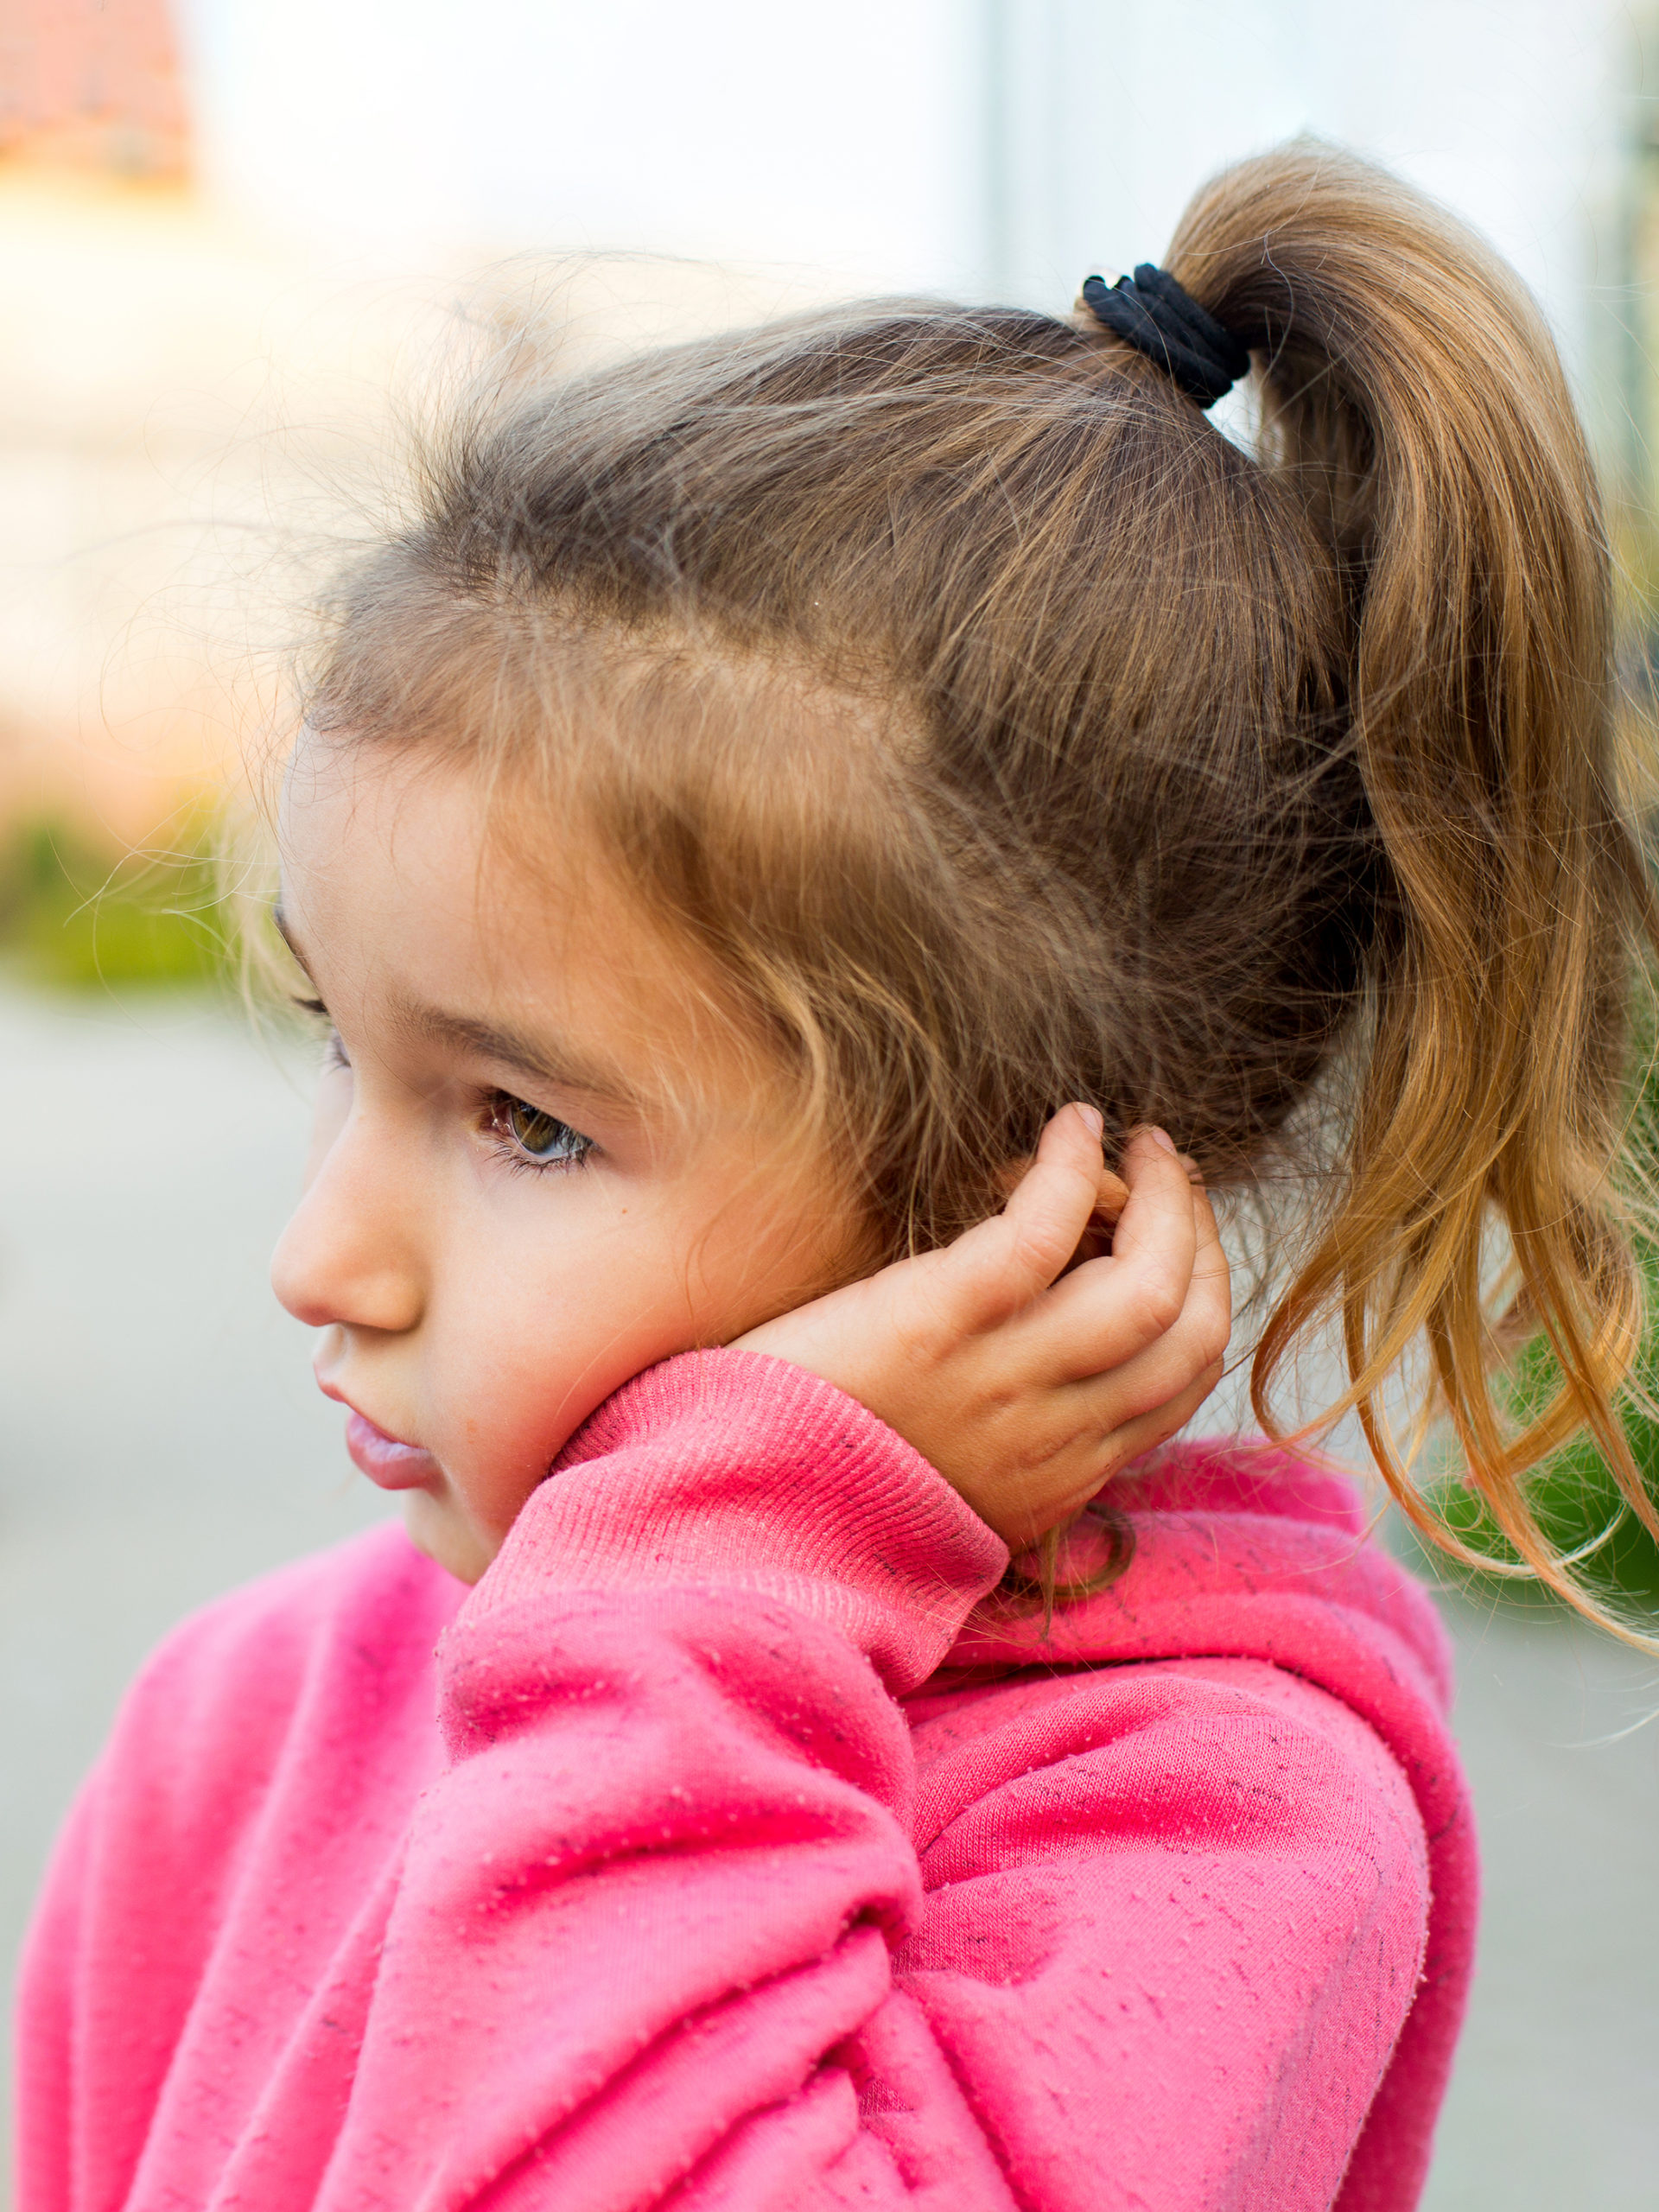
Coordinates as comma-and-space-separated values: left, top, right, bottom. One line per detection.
271, 1091, 427, 1337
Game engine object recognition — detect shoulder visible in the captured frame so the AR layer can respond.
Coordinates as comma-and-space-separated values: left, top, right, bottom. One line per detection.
911, 1650, 1427, 1891
97, 1524, 463, 1833
937, 1433, 1470, 2006
901, 1651, 1433, 2209
953, 1436, 1452, 1718
917, 1434, 1445, 1933
925, 1435, 1476, 2200
125, 1520, 460, 1703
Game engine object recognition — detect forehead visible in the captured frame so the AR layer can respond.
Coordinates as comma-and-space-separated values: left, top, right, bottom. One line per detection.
277, 735, 749, 1103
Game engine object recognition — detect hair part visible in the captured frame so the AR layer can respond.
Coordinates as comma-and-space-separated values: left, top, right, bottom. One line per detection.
308, 140, 1659, 1641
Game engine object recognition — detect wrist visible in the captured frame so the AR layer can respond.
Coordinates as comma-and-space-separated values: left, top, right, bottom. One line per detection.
461, 1347, 1008, 1693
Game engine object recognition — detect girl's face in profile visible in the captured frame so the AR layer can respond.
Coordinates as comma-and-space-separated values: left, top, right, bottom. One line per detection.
271, 737, 863, 1583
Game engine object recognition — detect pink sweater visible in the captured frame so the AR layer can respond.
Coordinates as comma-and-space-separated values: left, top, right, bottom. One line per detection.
16, 1351, 1473, 2212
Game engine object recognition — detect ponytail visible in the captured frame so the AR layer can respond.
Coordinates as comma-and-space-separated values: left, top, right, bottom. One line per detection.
1167, 144, 1659, 1622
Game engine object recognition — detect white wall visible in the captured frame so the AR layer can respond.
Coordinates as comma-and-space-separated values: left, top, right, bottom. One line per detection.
986, 0, 1627, 393
175, 0, 986, 296
175, 0, 1634, 377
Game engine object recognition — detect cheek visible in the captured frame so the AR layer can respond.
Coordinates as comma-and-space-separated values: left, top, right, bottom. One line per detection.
424, 1194, 699, 1483
682, 1158, 874, 1328
416, 1154, 864, 1548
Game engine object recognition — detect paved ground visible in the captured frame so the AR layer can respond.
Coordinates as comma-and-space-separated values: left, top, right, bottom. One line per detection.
0, 982, 1654, 2204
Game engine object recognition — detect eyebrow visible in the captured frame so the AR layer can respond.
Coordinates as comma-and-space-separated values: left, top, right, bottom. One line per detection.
394, 999, 645, 1111
270, 904, 643, 1112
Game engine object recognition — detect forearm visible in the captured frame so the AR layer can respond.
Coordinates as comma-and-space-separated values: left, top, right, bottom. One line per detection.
319, 1351, 1014, 2209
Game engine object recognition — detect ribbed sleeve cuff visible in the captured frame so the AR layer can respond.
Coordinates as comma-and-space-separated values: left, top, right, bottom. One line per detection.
459, 1349, 1008, 1694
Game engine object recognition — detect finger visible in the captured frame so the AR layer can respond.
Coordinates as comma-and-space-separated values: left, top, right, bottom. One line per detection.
938, 1103, 1106, 1329
1188, 1179, 1232, 1340
1001, 1159, 1134, 1225
1039, 1188, 1229, 1396
1064, 1258, 1232, 1430
1018, 1128, 1201, 1380
1090, 1164, 1134, 1223
1091, 1357, 1227, 1488
1074, 1166, 1132, 1264
1057, 1184, 1231, 1416
1098, 1126, 1201, 1338
1097, 1155, 1205, 1212
1001, 1158, 1131, 1275
1004, 1355, 1229, 1540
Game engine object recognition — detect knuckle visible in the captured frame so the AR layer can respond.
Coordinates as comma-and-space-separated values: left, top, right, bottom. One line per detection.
1097, 1367, 1163, 1429
1094, 1432, 1139, 1484
1007, 1218, 1067, 1289
1131, 1275, 1185, 1341
1104, 1389, 1158, 1437
1196, 1312, 1232, 1368
885, 1268, 957, 1363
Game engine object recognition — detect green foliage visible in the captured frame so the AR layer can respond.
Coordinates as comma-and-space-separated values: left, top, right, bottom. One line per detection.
0, 817, 229, 990
1425, 1249, 1659, 1617
1428, 1382, 1659, 1614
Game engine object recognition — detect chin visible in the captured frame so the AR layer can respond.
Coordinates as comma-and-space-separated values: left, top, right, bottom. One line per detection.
402, 1491, 496, 1586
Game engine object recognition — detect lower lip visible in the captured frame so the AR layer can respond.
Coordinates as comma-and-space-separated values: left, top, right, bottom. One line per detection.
345, 1411, 439, 1491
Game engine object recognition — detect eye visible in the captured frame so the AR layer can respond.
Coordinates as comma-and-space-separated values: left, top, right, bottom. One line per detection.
490, 1093, 594, 1171
291, 994, 349, 1071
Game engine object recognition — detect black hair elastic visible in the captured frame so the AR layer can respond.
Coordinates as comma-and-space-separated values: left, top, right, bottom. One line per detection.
1080, 265, 1252, 408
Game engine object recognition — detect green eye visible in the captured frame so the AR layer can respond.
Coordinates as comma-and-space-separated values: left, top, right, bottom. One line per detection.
499, 1096, 593, 1167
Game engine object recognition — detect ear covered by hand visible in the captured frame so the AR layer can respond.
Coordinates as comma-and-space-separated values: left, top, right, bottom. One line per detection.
735, 1105, 1232, 1549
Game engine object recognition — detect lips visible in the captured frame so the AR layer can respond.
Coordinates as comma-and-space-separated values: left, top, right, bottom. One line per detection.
343, 1408, 439, 1491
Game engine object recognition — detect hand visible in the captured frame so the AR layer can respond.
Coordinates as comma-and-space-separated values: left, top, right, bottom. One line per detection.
735, 1105, 1232, 1549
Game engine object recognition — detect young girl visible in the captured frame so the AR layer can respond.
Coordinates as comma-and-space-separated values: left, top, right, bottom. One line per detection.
16, 141, 1657, 2211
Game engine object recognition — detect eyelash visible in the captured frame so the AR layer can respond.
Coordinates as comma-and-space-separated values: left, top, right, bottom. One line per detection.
293, 995, 349, 1071
483, 1092, 596, 1175
290, 995, 593, 1174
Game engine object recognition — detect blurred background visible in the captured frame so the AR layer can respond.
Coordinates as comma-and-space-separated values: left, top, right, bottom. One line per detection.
1, 3, 1657, 2204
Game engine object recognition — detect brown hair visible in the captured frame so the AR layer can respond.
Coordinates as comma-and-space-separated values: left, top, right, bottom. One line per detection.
308, 142, 1659, 1637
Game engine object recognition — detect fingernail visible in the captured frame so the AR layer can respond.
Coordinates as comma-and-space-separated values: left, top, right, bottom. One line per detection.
1147, 1126, 1178, 1155
1071, 1102, 1104, 1138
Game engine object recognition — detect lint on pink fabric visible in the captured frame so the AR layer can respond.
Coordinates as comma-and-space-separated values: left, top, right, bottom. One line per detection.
16, 1350, 1474, 2211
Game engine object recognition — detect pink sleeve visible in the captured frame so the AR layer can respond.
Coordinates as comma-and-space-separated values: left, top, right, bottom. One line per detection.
897, 1656, 1430, 2209
291, 1349, 1432, 2212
